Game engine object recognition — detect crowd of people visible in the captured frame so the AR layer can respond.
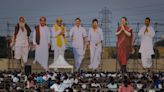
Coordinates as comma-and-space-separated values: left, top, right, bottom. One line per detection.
0, 70, 164, 92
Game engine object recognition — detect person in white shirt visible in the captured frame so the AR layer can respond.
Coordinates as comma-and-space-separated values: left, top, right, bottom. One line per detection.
138, 17, 155, 71
10, 16, 31, 69
88, 19, 103, 70
70, 18, 87, 71
12, 74, 19, 83
62, 75, 72, 88
50, 77, 65, 92
42, 72, 50, 81
33, 17, 51, 71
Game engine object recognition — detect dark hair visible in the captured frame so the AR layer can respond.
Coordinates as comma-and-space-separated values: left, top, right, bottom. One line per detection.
75, 18, 81, 21
123, 76, 129, 87
145, 17, 151, 21
40, 16, 46, 21
19, 16, 25, 22
138, 89, 144, 92
55, 77, 61, 84
92, 18, 98, 24
123, 80, 128, 87
122, 17, 127, 21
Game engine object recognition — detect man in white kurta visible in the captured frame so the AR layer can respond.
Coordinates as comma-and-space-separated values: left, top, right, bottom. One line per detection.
70, 18, 87, 71
88, 19, 103, 70
49, 17, 73, 70
33, 17, 50, 71
138, 17, 155, 69
51, 17, 66, 62
10, 16, 31, 69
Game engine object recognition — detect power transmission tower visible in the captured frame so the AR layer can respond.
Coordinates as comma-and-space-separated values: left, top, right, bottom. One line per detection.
99, 7, 112, 47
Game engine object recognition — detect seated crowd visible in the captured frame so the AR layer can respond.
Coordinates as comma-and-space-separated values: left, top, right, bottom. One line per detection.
0, 70, 164, 92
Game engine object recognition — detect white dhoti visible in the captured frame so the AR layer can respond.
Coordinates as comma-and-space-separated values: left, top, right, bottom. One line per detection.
14, 46, 29, 63
73, 48, 84, 70
35, 44, 49, 71
141, 53, 152, 68
49, 46, 73, 70
89, 44, 102, 70
13, 28, 29, 63
33, 26, 50, 71
49, 55, 73, 72
54, 47, 65, 61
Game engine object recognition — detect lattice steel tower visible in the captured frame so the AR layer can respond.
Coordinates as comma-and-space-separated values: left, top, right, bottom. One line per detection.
99, 7, 112, 47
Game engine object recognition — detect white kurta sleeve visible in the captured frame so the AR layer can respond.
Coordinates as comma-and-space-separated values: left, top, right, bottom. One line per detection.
147, 27, 155, 38
47, 27, 51, 44
33, 29, 36, 45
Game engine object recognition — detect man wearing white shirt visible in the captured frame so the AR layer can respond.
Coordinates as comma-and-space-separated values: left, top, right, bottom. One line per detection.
88, 19, 103, 70
138, 17, 155, 71
63, 75, 72, 88
50, 78, 65, 92
70, 18, 87, 71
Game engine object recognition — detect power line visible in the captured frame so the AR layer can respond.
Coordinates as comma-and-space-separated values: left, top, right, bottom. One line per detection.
112, 3, 164, 11
0, 10, 98, 20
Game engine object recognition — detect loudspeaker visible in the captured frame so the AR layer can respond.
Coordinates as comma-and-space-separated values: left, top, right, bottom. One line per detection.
0, 37, 7, 58
24, 65, 31, 76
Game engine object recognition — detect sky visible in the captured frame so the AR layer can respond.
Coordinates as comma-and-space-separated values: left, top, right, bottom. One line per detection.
0, 0, 164, 45
0, 0, 164, 23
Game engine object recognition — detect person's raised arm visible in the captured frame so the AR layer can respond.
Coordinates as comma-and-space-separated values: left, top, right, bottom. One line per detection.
115, 26, 122, 36
123, 29, 131, 37
147, 27, 155, 38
